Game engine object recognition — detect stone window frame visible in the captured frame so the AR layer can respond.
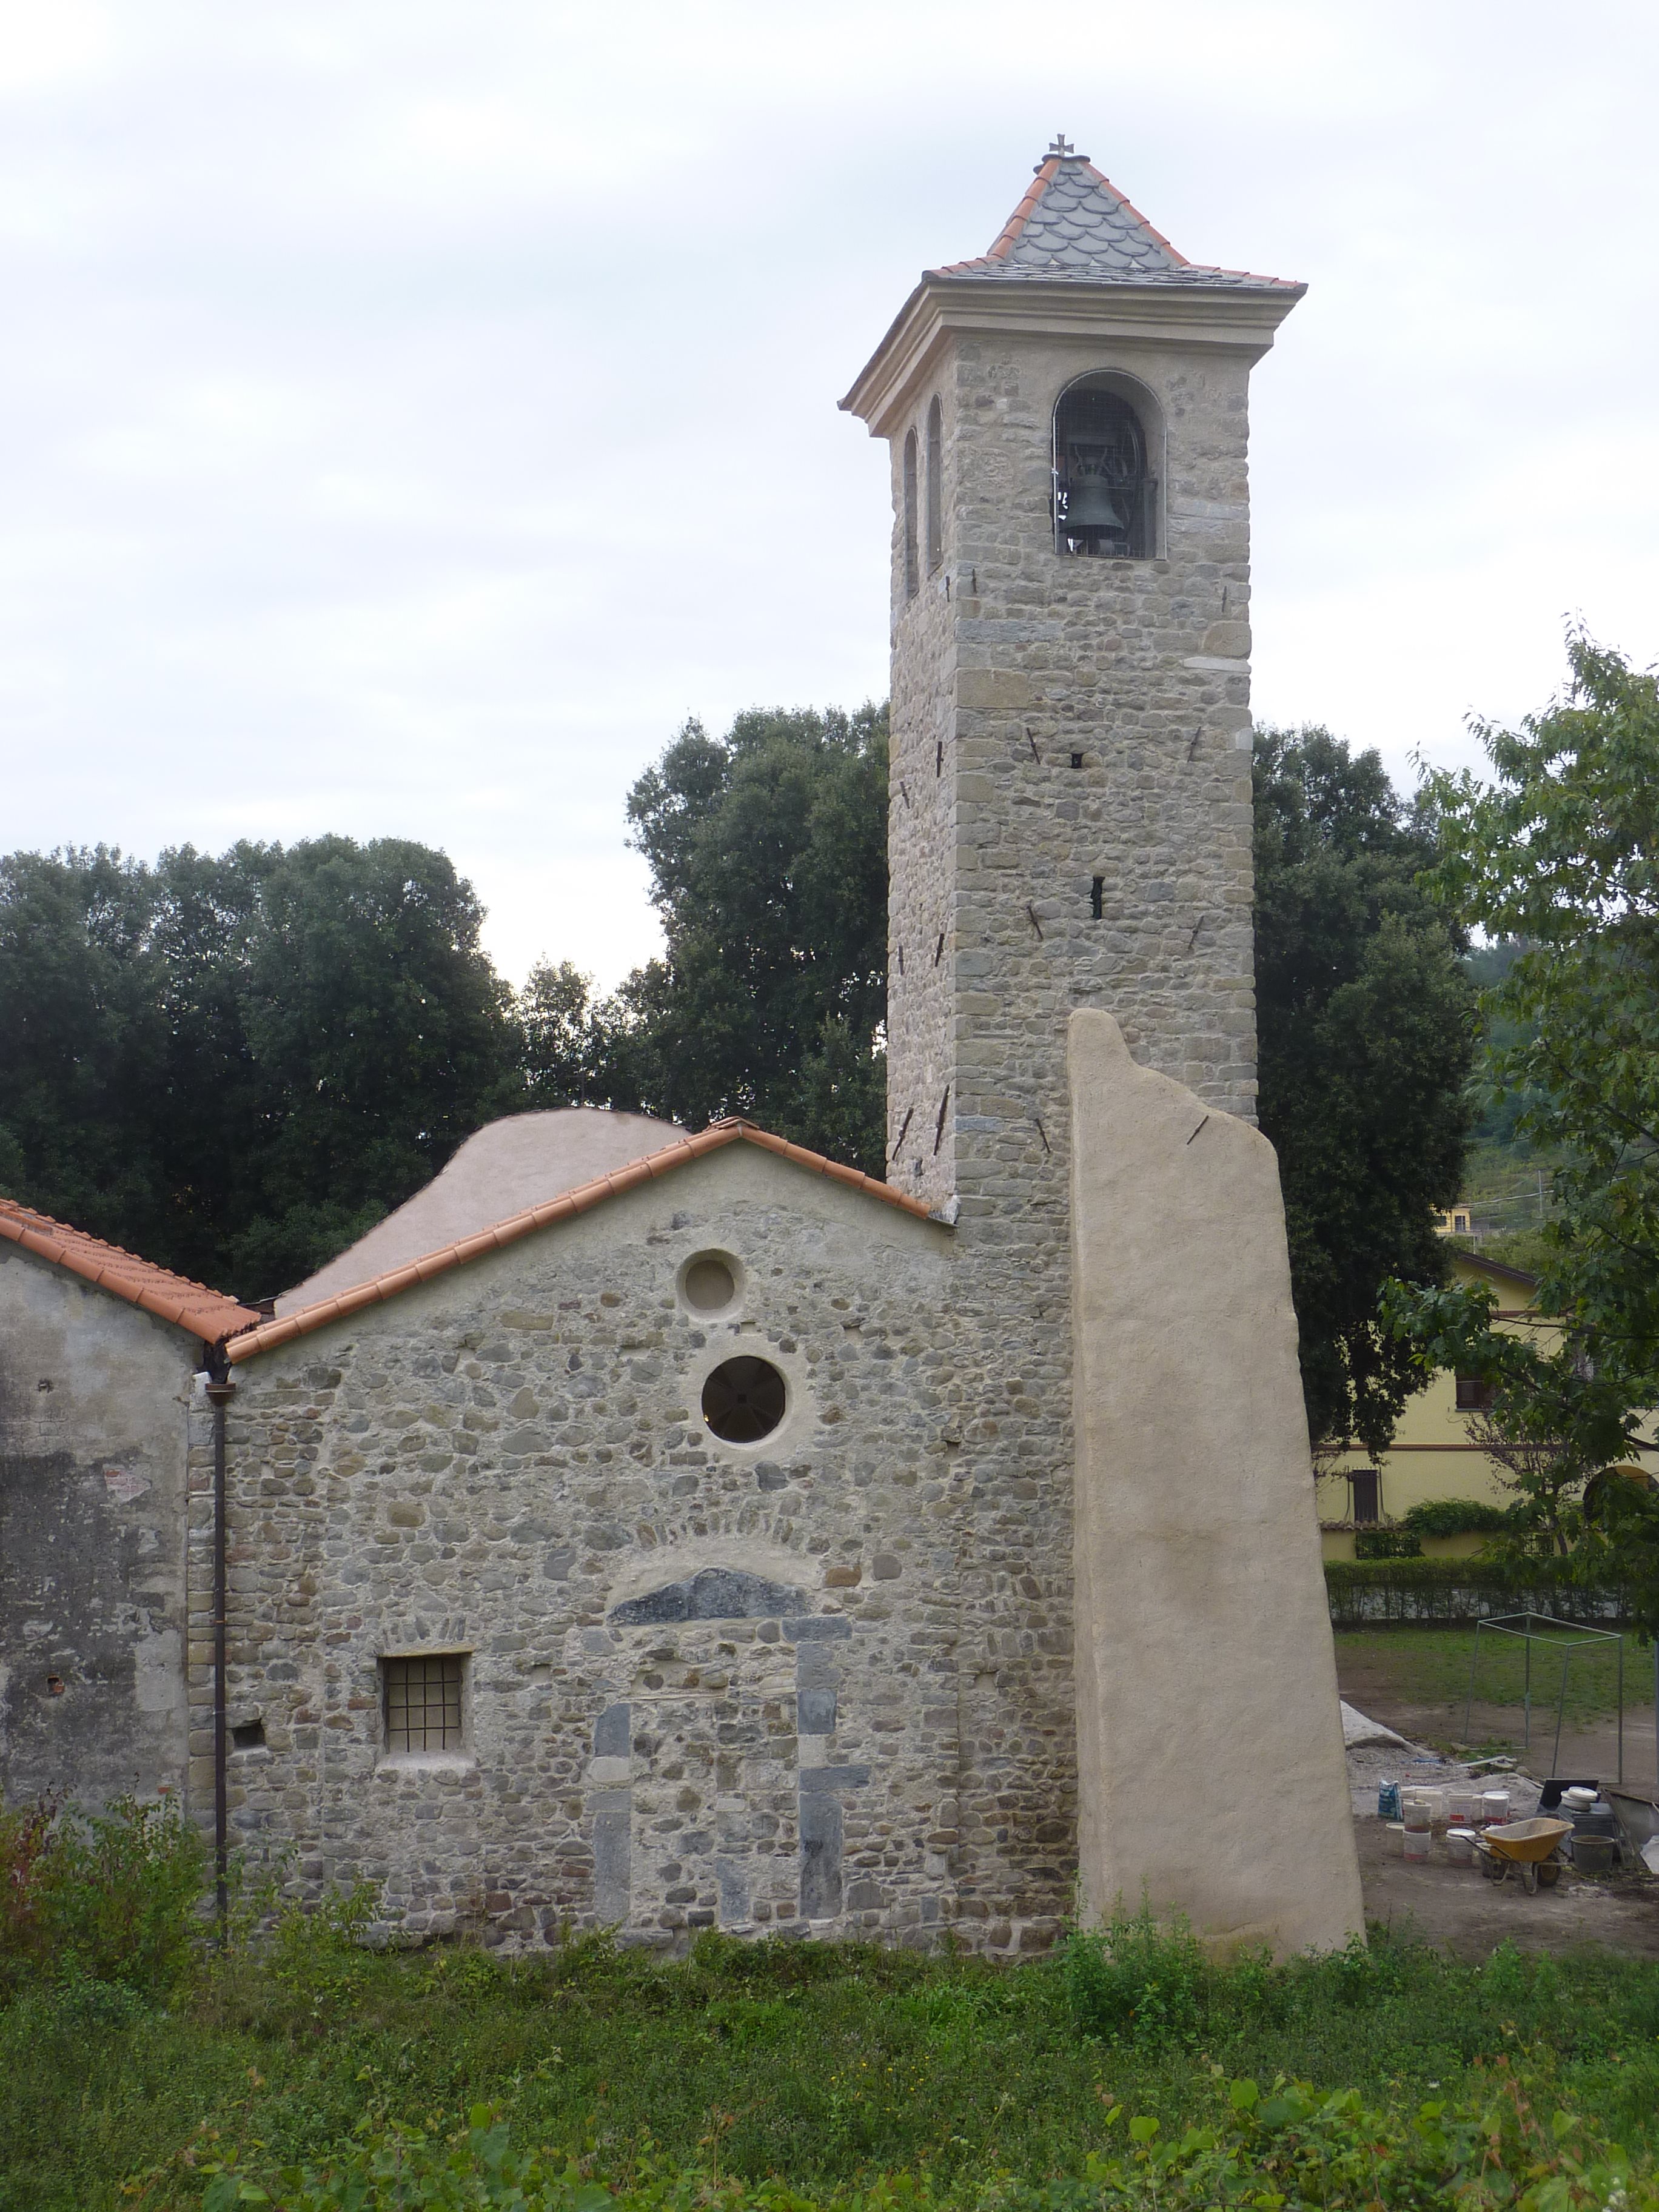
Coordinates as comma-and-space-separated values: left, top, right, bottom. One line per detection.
377, 1648, 475, 1771
924, 395, 944, 576
687, 1341, 809, 1461
1050, 367, 1167, 563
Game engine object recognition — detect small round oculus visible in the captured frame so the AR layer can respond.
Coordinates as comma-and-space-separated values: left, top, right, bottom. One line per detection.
701, 1356, 786, 1444
680, 1252, 739, 1314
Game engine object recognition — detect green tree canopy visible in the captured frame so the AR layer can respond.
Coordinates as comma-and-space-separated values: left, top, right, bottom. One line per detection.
1385, 633, 1659, 1624
0, 838, 517, 1296
526, 705, 890, 1173
1253, 726, 1476, 1455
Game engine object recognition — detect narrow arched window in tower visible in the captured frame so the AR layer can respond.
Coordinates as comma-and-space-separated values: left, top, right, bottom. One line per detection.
1053, 382, 1156, 558
925, 398, 943, 575
902, 429, 920, 598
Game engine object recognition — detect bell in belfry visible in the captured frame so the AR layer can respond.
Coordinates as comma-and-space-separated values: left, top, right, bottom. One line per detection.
1065, 448, 1127, 533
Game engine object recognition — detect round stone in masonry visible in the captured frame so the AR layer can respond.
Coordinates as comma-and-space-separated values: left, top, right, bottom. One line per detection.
701, 1357, 786, 1444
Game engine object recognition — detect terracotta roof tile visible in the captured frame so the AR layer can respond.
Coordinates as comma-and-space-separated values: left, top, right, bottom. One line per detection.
228, 1119, 943, 1365
0, 1196, 261, 1344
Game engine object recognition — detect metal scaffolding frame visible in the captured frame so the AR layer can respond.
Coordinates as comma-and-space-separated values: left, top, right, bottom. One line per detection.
1463, 1610, 1625, 1783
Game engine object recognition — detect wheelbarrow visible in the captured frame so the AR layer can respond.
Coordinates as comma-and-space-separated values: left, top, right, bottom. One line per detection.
1474, 1817, 1572, 1894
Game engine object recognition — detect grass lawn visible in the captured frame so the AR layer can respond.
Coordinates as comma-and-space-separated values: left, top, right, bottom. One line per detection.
4, 1919, 1659, 2211
1335, 1624, 1632, 1731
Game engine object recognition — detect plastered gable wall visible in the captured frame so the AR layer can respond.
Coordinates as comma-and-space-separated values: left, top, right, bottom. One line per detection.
0, 1247, 198, 1806
220, 1145, 1077, 1952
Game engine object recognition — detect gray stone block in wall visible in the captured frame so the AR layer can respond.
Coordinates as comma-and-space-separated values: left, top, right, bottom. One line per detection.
592, 1796, 631, 1925
800, 1795, 843, 1918
716, 1854, 751, 1924
796, 1687, 836, 1735
609, 1568, 800, 1624
593, 1701, 630, 1758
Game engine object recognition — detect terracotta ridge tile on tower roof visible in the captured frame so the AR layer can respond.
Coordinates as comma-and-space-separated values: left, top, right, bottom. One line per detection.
226, 1121, 945, 1364
0, 1195, 261, 1343
983, 156, 1062, 262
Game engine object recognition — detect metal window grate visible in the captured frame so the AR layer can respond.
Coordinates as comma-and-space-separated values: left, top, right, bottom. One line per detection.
383, 1654, 463, 1754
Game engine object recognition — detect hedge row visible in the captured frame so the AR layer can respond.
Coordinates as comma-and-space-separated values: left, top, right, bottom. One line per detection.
1324, 1557, 1628, 1627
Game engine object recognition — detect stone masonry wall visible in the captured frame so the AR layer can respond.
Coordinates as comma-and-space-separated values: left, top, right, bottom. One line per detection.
0, 1247, 198, 1809
887, 405, 959, 1207
214, 1145, 1077, 1956
886, 331, 1260, 1242
879, 333, 1265, 1924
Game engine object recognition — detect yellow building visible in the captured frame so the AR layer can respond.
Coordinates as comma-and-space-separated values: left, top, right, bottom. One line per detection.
1317, 1250, 1653, 1560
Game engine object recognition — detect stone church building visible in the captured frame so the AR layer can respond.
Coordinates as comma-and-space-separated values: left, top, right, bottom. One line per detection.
0, 144, 1362, 1956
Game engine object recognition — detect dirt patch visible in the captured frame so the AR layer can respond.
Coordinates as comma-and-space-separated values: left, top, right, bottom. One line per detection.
1355, 1814, 1659, 1961
1336, 1643, 1658, 1791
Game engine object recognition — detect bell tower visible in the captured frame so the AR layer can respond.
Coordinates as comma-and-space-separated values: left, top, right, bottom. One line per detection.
839, 159, 1363, 1958
840, 139, 1304, 1218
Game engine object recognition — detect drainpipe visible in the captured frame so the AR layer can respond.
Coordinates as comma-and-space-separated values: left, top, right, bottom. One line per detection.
205, 1373, 236, 1927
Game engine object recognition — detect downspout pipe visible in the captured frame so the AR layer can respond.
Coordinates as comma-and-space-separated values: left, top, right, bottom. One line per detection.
204, 1372, 236, 1928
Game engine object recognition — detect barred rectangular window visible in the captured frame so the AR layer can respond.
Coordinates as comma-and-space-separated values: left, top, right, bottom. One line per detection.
381, 1654, 463, 1754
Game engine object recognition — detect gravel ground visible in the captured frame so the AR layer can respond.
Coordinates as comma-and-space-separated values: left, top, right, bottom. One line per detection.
1341, 1704, 1659, 1960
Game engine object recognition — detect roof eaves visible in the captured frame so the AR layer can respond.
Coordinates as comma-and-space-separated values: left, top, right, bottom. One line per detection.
227, 1122, 942, 1364
1460, 1251, 1541, 1292
0, 1201, 260, 1344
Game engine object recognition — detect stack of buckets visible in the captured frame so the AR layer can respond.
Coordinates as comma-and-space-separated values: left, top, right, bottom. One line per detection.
1389, 1783, 1510, 1862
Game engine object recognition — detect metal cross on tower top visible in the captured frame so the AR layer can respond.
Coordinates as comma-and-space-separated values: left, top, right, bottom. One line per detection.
1047, 134, 1076, 157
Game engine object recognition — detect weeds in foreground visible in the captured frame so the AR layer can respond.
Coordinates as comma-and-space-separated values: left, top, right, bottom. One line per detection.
0, 1794, 204, 1998
1, 1862, 1658, 2210
163, 2064, 1659, 2211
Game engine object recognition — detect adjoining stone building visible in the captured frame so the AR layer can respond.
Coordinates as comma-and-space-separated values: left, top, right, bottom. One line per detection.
0, 1201, 258, 1809
0, 144, 1362, 1956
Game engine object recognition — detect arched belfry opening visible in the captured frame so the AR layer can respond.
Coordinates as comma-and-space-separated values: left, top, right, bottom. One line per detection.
1053, 378, 1158, 558
925, 397, 943, 574
902, 429, 920, 598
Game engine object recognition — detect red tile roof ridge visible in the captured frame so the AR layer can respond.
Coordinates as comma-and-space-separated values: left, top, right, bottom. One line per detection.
985, 154, 1061, 262
227, 1121, 942, 1364
0, 1194, 261, 1343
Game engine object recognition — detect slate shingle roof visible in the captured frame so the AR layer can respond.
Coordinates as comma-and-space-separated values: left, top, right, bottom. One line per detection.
934, 149, 1301, 293
0, 1195, 261, 1344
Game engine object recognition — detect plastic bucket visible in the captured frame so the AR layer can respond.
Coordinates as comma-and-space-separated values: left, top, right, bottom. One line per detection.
1446, 1827, 1476, 1866
1481, 1790, 1511, 1827
1403, 1825, 1431, 1861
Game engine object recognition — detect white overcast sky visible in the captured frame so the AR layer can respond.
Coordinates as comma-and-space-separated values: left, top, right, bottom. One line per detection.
2, 1, 1656, 989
